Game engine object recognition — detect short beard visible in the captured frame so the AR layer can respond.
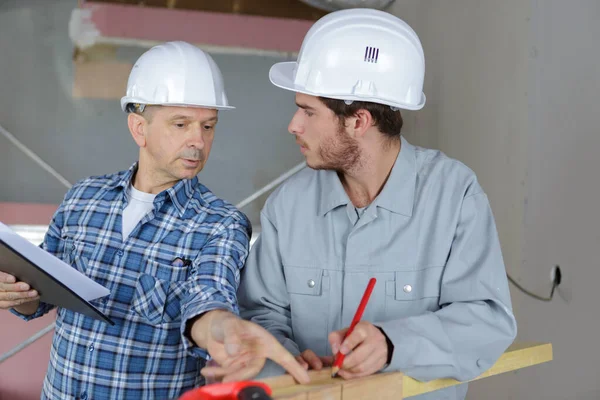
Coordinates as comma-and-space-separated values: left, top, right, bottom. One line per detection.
313, 119, 362, 173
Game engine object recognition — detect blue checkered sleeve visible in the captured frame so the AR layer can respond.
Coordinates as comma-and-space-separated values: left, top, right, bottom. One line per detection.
180, 212, 251, 359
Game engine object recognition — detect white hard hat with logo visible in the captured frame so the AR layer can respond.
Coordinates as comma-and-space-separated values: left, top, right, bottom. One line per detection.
121, 41, 234, 112
269, 9, 426, 111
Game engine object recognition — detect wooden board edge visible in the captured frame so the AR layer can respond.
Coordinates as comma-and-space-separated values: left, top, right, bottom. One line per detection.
403, 342, 553, 397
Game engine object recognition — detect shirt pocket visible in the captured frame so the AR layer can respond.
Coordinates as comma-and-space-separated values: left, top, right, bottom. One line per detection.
384, 266, 444, 318
132, 260, 189, 325
284, 266, 330, 356
62, 238, 95, 274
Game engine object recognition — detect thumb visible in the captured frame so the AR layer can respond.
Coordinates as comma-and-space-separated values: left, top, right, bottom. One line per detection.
329, 328, 348, 355
222, 317, 243, 357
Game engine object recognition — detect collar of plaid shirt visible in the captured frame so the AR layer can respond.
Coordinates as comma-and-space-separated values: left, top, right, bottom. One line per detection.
110, 162, 209, 217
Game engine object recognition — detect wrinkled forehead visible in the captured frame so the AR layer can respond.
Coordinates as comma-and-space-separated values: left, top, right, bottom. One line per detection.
152, 105, 219, 121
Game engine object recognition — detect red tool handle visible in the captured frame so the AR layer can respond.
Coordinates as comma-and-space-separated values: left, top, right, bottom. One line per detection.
179, 381, 272, 400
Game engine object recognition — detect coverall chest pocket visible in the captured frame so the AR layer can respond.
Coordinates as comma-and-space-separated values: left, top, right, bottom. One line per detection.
385, 266, 444, 318
284, 266, 330, 356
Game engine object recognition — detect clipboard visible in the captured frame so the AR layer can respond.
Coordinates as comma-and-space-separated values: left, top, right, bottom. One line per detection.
0, 224, 114, 325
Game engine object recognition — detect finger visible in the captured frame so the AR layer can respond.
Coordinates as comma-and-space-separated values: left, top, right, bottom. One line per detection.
222, 358, 265, 383
220, 351, 252, 369
201, 365, 228, 380
265, 340, 310, 384
302, 350, 323, 370
0, 290, 38, 302
337, 353, 385, 381
222, 318, 243, 357
0, 296, 39, 309
0, 282, 30, 292
339, 323, 370, 355
320, 355, 334, 367
295, 355, 309, 370
328, 328, 349, 355
203, 359, 221, 385
242, 321, 310, 384
337, 368, 369, 380
201, 359, 249, 380
342, 341, 381, 371
272, 349, 310, 384
202, 356, 263, 382
345, 351, 387, 376
0, 272, 16, 283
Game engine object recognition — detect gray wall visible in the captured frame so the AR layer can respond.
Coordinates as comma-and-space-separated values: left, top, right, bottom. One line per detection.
0, 0, 306, 227
514, 1, 600, 399
388, 0, 599, 399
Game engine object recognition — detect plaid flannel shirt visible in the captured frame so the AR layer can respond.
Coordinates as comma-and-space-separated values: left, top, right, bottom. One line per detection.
12, 163, 251, 400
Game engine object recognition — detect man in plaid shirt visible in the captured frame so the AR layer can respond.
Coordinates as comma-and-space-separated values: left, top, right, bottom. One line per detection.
0, 42, 309, 399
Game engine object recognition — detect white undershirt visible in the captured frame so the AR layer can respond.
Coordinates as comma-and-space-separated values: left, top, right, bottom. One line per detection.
122, 184, 156, 240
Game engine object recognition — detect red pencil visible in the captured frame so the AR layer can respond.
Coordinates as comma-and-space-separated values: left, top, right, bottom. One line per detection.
331, 277, 377, 377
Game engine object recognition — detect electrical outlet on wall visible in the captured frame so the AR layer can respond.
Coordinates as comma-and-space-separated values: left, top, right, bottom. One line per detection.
553, 265, 572, 303
550, 265, 561, 286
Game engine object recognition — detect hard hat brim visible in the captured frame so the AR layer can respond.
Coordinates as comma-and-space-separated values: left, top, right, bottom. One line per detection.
269, 62, 426, 111
120, 97, 235, 112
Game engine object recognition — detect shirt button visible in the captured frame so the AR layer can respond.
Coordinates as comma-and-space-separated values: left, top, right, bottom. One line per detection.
307, 279, 316, 288
116, 250, 123, 256
80, 392, 88, 400
89, 344, 94, 352
403, 284, 412, 293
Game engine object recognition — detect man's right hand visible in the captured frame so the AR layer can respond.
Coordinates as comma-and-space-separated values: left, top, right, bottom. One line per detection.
193, 310, 310, 384
295, 349, 334, 371
0, 271, 40, 314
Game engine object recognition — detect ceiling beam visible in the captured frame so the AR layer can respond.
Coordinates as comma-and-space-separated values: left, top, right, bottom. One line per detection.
84, 0, 327, 20
74, 1, 314, 55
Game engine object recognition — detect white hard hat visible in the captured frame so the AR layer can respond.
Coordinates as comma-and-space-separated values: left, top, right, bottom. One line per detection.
121, 41, 234, 112
269, 9, 426, 111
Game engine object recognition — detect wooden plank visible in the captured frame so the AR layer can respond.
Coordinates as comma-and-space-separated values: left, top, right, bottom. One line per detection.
266, 370, 342, 398
342, 373, 402, 400
261, 342, 553, 399
308, 384, 341, 400
277, 393, 307, 400
266, 371, 401, 399
265, 369, 334, 391
271, 383, 341, 400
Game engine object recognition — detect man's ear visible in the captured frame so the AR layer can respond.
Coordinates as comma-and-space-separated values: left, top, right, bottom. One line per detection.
128, 113, 147, 148
350, 109, 374, 139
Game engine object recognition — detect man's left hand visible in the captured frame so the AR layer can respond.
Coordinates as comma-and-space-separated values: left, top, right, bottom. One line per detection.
328, 321, 389, 379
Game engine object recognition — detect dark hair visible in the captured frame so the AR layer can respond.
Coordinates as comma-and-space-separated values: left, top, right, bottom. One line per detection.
318, 97, 403, 140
